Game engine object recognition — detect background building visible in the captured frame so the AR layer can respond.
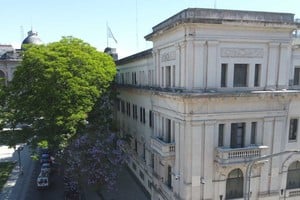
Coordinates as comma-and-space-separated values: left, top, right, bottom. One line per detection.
115, 8, 300, 200
0, 30, 42, 84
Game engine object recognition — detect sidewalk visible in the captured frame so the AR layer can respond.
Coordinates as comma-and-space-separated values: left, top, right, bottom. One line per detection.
0, 145, 34, 200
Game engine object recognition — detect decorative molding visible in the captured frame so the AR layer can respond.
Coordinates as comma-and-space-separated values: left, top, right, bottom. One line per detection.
221, 48, 264, 58
161, 51, 176, 62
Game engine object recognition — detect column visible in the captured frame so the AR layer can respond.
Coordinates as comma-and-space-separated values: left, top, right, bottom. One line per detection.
179, 42, 186, 88
186, 39, 194, 90
277, 43, 290, 89
270, 116, 285, 191
206, 41, 219, 89
203, 120, 216, 199
266, 43, 279, 89
260, 117, 274, 192
174, 121, 180, 196
194, 41, 206, 89
174, 43, 181, 87
191, 122, 204, 199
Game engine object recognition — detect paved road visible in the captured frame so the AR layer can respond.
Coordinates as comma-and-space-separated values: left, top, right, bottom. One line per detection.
24, 162, 64, 200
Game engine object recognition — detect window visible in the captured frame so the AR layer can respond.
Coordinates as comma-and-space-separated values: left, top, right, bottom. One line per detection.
116, 98, 120, 111
142, 143, 146, 160
121, 100, 125, 114
287, 161, 300, 189
149, 110, 154, 128
234, 64, 248, 87
140, 107, 145, 123
230, 123, 245, 148
289, 119, 298, 141
167, 166, 172, 189
132, 72, 137, 85
221, 64, 227, 87
254, 64, 261, 87
133, 104, 138, 120
166, 119, 171, 143
134, 139, 138, 152
251, 122, 257, 145
294, 68, 300, 85
250, 122, 257, 144
218, 124, 224, 147
172, 65, 176, 87
161, 67, 164, 87
165, 66, 171, 87
126, 102, 131, 116
151, 153, 154, 169
226, 169, 243, 199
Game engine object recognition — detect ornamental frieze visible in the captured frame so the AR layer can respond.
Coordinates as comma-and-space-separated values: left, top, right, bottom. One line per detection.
221, 48, 264, 58
161, 51, 176, 62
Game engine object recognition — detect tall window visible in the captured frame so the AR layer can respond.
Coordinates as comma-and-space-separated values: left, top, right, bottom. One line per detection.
126, 102, 131, 116
289, 119, 298, 141
121, 100, 125, 114
132, 72, 137, 85
254, 64, 261, 87
234, 64, 248, 87
140, 107, 145, 124
172, 65, 176, 87
167, 166, 172, 189
165, 66, 171, 87
218, 124, 224, 147
251, 122, 257, 145
133, 104, 138, 120
287, 161, 300, 189
231, 123, 245, 148
221, 64, 227, 87
166, 119, 171, 143
294, 68, 300, 85
226, 169, 243, 199
161, 67, 164, 87
149, 110, 154, 128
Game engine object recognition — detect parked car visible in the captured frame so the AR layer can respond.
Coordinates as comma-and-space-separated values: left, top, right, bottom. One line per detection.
41, 163, 51, 174
37, 171, 50, 189
40, 153, 51, 164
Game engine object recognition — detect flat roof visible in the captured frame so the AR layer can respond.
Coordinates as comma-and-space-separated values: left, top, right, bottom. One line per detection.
145, 8, 296, 40
116, 48, 152, 66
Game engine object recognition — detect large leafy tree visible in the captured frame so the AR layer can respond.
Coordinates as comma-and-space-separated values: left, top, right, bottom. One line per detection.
6, 37, 116, 148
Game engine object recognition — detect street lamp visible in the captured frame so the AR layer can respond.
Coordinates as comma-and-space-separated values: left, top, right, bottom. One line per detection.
244, 150, 300, 200
17, 146, 24, 174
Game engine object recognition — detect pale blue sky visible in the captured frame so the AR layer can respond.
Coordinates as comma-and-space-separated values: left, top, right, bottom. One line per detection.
1, 0, 300, 58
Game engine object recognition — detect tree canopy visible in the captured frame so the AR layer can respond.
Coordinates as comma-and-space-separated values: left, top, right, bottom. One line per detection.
6, 37, 116, 148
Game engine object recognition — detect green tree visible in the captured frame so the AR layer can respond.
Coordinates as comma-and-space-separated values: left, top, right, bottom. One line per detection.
6, 37, 116, 149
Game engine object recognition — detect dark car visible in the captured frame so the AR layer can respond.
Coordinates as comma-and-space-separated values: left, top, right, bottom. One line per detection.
40, 153, 51, 164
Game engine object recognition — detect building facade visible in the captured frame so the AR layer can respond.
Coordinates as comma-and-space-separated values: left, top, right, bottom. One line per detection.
0, 30, 42, 83
115, 8, 300, 200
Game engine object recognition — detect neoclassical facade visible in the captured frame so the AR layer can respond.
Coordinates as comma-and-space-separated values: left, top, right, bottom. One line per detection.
0, 30, 42, 83
115, 8, 300, 200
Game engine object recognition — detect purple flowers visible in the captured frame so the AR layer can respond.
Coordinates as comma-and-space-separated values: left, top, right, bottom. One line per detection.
63, 130, 127, 191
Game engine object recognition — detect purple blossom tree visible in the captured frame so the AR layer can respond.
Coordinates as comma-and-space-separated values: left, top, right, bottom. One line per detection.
62, 87, 128, 195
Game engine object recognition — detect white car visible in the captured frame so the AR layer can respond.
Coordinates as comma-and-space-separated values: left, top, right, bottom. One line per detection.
37, 171, 49, 189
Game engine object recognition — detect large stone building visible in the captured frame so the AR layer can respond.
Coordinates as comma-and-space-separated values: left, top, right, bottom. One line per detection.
115, 8, 300, 200
0, 30, 42, 83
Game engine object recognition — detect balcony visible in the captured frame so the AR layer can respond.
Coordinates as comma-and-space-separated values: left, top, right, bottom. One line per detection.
151, 137, 175, 157
215, 145, 269, 165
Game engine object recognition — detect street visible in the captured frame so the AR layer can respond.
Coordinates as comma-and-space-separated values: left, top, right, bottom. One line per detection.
23, 161, 64, 200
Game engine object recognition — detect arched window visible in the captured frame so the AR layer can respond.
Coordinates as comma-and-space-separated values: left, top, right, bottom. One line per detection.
287, 161, 300, 189
226, 169, 243, 199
